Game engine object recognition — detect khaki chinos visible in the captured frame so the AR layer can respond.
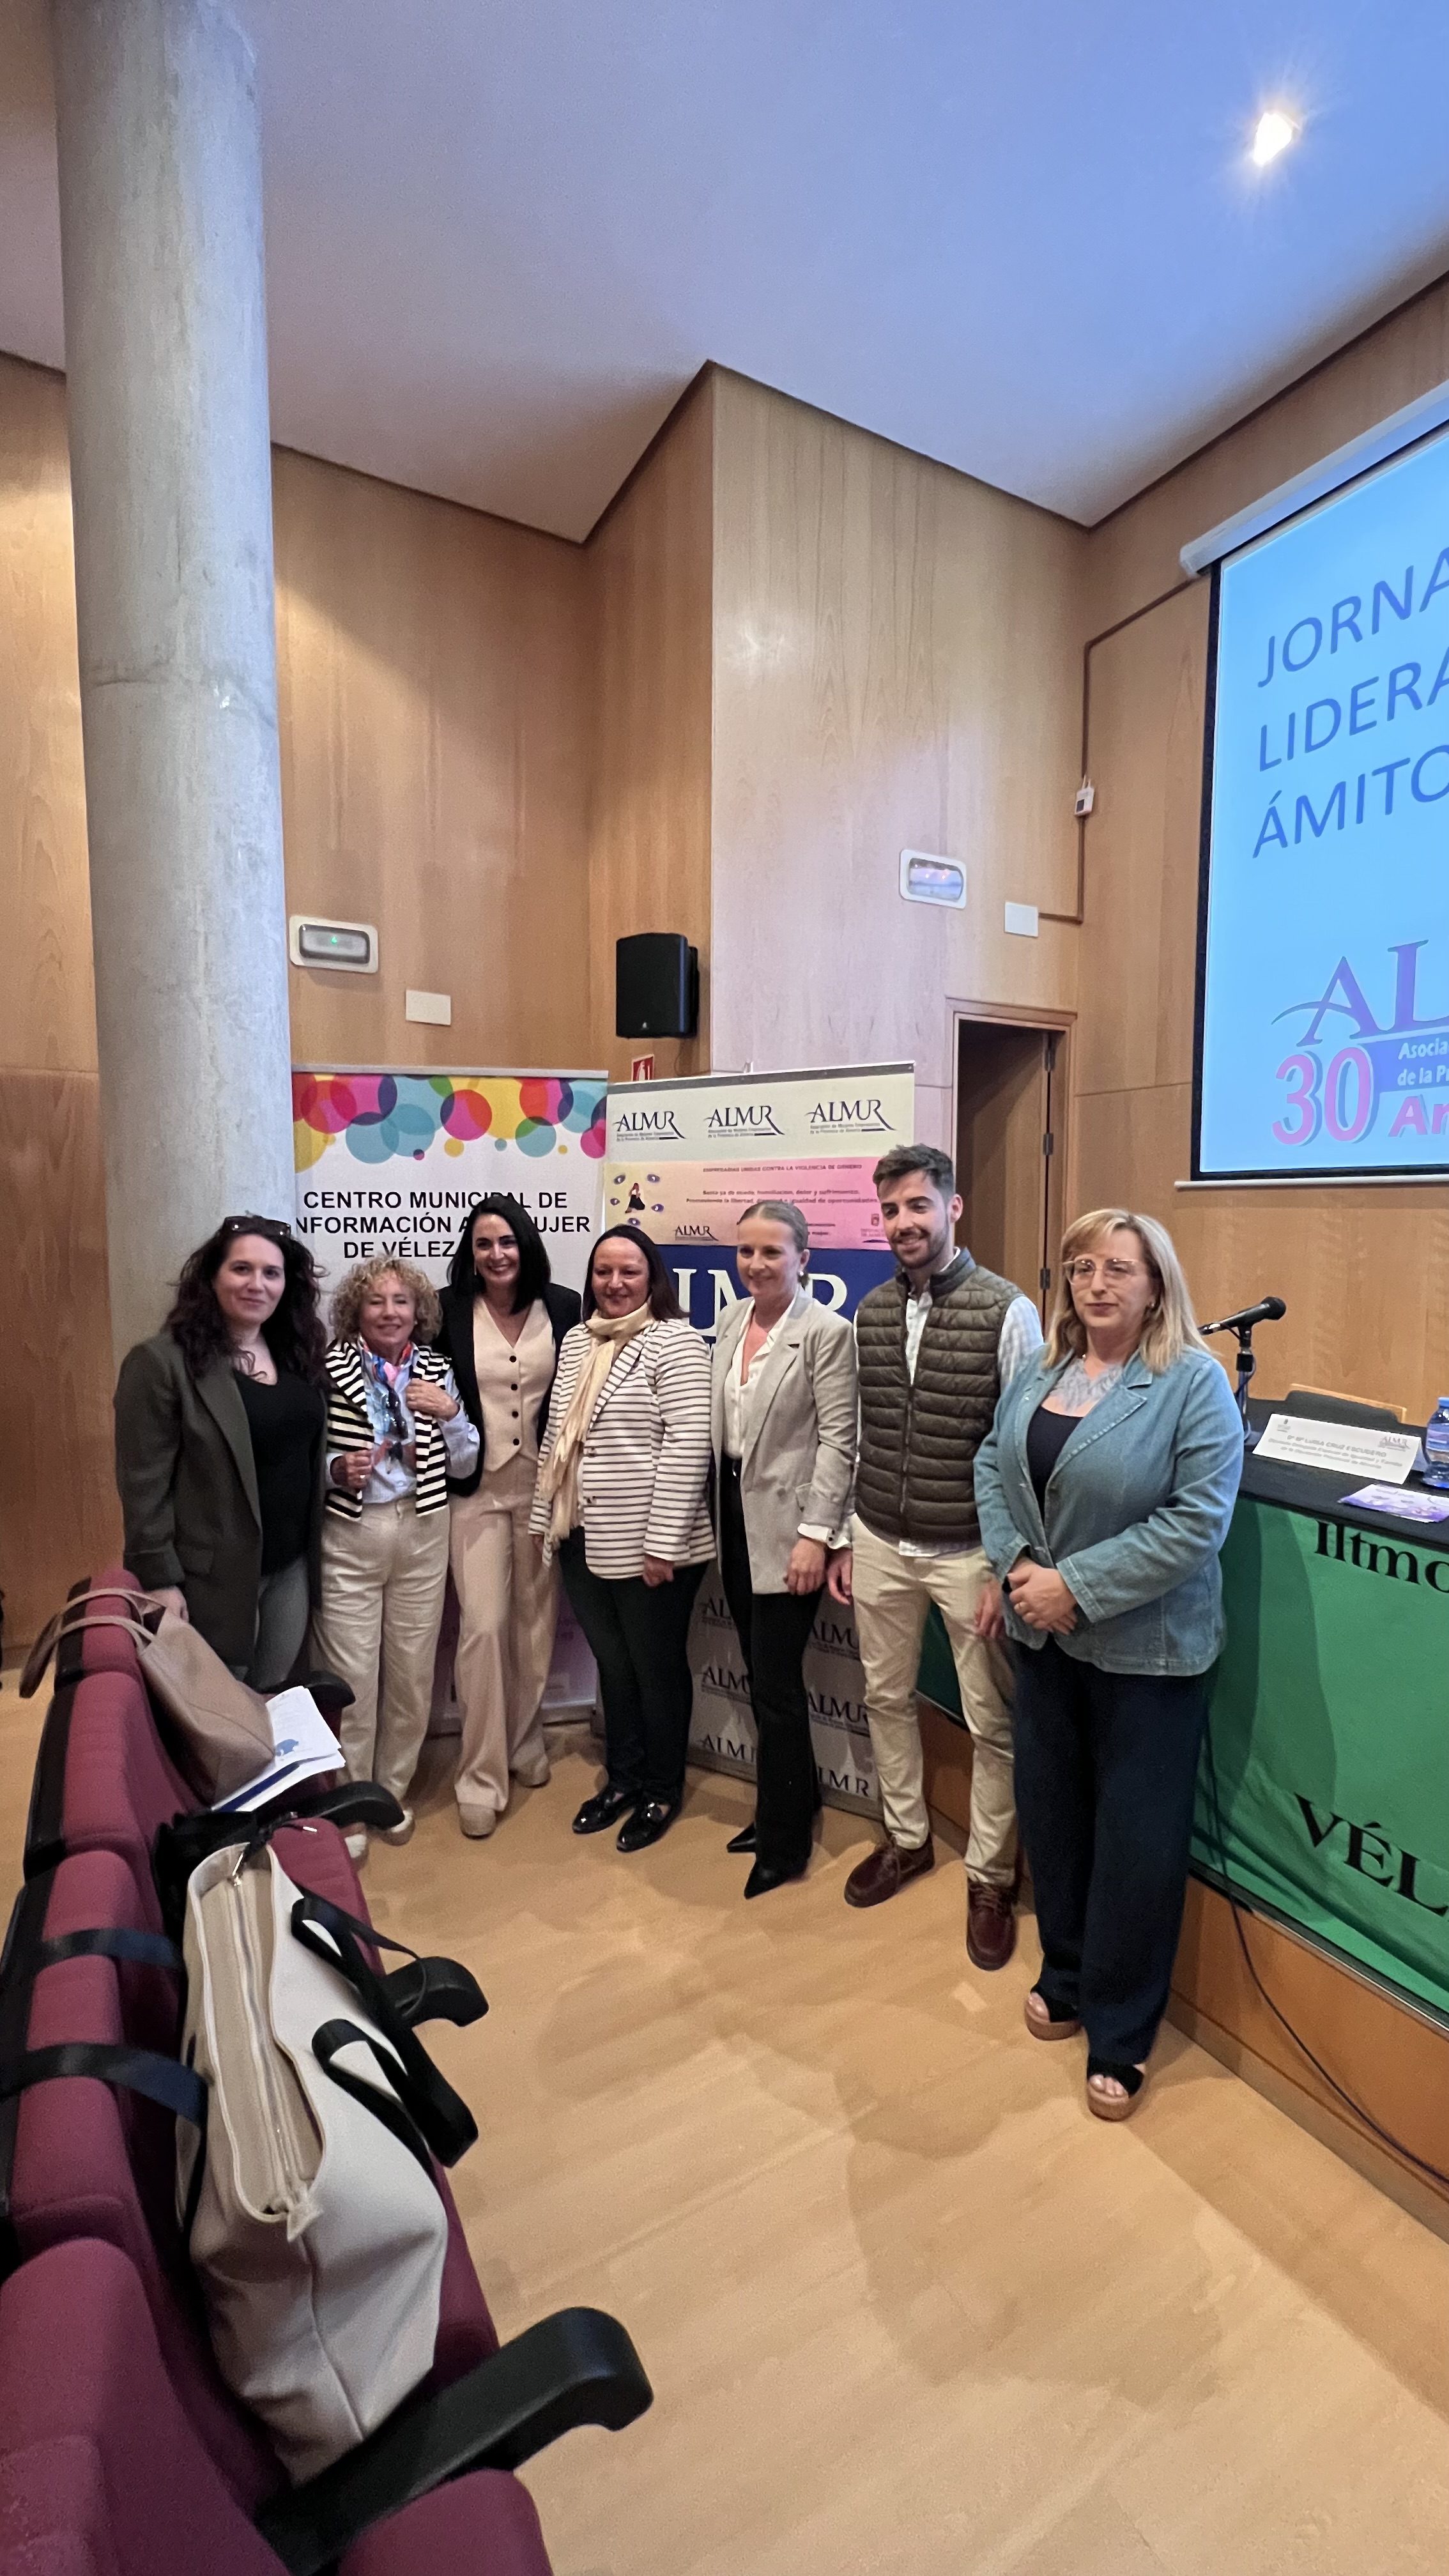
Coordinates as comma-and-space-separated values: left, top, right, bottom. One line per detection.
314, 1498, 450, 1806
850, 1517, 1018, 1885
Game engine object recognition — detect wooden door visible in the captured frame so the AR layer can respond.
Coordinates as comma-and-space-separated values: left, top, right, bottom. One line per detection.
955, 1022, 1059, 1315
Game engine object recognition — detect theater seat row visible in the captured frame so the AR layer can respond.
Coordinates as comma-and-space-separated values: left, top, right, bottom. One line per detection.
0, 1569, 651, 2576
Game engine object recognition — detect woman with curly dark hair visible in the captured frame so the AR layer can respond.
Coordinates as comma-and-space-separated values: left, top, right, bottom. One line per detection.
113, 1215, 328, 1687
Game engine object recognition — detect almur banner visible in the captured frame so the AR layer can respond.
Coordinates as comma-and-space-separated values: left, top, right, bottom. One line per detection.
606, 1061, 916, 1816
1197, 1496, 1449, 2020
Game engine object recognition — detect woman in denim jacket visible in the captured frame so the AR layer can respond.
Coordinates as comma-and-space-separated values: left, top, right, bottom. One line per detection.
974, 1209, 1243, 2122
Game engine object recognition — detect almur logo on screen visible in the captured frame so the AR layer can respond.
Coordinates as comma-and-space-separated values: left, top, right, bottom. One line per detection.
1246, 542, 1449, 1158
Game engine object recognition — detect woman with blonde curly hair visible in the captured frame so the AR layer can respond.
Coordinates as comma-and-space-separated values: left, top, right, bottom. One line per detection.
311, 1256, 479, 1858
974, 1209, 1242, 2122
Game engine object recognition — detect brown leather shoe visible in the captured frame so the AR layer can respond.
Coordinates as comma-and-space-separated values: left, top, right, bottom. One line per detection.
843, 1835, 935, 1908
966, 1880, 1017, 1970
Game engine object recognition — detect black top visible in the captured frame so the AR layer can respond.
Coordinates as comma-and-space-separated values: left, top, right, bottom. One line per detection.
234, 1368, 325, 1573
434, 1279, 581, 1498
1026, 1402, 1079, 1510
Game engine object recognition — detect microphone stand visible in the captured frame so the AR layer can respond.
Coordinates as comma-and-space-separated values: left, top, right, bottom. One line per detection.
1225, 1323, 1257, 1437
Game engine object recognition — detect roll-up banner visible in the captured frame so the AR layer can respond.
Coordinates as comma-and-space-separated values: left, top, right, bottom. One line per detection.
292, 1066, 608, 1715
604, 1062, 915, 1813
292, 1066, 607, 1301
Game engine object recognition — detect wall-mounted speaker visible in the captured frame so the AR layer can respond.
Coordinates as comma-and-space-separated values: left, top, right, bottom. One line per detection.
615, 932, 698, 1039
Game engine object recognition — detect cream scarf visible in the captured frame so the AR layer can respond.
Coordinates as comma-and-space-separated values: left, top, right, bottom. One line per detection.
538, 1304, 654, 1543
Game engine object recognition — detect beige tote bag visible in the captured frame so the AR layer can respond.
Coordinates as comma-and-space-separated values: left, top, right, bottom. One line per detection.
178, 1843, 448, 2478
20, 1586, 277, 1803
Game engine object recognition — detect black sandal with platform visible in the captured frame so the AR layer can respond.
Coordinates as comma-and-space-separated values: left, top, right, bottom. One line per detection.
1085, 2054, 1147, 2122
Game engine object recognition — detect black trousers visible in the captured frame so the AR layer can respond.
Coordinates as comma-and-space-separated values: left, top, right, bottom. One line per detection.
1011, 1636, 1209, 2066
717, 1459, 823, 1873
558, 1532, 705, 1808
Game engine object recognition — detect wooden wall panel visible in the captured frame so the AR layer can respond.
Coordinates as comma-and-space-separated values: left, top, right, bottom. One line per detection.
0, 1070, 120, 1643
275, 449, 590, 1071
0, 356, 95, 1075
1077, 286, 1449, 1422
585, 378, 715, 1080
709, 371, 1086, 1098
0, 363, 600, 1639
1172, 1880, 1449, 2235
1091, 276, 1449, 632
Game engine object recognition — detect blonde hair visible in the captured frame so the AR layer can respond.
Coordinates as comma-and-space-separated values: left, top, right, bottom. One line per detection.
1043, 1209, 1205, 1374
330, 1257, 441, 1346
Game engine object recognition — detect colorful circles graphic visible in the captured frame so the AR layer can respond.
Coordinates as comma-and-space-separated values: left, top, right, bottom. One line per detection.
293, 1072, 607, 1172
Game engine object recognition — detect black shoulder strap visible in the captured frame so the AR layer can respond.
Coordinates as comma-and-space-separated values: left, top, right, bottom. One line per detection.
290, 1892, 479, 2166
33, 1926, 182, 1974
0, 2041, 205, 2127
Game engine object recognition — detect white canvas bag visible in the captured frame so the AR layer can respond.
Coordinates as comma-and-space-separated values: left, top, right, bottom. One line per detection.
178, 1843, 447, 2478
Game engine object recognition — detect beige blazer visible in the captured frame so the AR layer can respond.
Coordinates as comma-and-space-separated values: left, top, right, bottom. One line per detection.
710, 1291, 858, 1593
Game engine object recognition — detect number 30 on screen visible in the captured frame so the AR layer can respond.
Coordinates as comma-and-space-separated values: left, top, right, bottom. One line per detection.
1273, 1048, 1374, 1146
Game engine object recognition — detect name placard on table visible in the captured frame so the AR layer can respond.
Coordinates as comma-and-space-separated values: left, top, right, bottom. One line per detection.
1252, 1413, 1423, 1486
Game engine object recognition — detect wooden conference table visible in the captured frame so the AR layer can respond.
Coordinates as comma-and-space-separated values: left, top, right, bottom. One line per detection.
917, 1410, 1449, 2228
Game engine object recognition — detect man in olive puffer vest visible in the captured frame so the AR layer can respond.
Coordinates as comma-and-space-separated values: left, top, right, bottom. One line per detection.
827, 1145, 1041, 1967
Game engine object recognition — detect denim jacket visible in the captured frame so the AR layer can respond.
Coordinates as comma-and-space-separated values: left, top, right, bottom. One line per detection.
973, 1346, 1244, 1675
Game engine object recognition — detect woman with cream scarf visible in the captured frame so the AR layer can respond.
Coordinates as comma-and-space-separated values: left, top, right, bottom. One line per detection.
532, 1226, 714, 1850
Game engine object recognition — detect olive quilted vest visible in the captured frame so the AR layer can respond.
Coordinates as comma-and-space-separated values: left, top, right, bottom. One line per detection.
854, 1251, 1018, 1545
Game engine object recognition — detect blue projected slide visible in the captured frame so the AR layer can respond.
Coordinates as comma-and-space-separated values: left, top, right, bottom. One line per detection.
1197, 425, 1449, 1177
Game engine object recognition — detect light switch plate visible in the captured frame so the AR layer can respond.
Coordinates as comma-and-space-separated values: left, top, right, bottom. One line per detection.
405, 989, 452, 1025
1004, 902, 1039, 938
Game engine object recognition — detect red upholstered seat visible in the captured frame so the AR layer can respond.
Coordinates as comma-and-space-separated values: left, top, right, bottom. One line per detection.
1, 1570, 523, 2554
0, 2237, 551, 2576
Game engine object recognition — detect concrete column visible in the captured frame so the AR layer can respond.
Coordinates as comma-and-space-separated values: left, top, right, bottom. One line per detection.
50, 0, 295, 1364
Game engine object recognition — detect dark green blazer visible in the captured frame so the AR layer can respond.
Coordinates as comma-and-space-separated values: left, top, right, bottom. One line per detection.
112, 1331, 324, 1671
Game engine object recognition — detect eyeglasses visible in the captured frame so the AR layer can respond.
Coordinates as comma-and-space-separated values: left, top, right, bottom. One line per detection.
222, 1214, 293, 1239
1066, 1256, 1146, 1284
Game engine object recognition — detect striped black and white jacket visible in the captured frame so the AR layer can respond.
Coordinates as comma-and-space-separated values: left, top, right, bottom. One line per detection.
530, 1318, 715, 1579
323, 1338, 460, 1521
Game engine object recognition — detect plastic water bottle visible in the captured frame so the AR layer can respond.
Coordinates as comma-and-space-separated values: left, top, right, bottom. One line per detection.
1423, 1398, 1449, 1490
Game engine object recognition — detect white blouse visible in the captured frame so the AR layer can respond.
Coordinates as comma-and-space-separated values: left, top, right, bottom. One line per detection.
721, 1299, 793, 1459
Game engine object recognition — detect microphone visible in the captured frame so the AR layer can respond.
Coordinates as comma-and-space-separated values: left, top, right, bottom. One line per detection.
1200, 1296, 1286, 1335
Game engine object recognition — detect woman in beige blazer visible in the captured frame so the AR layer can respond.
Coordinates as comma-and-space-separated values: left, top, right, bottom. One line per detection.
710, 1202, 858, 1896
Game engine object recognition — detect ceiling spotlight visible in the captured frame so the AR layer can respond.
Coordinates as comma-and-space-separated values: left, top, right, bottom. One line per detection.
1251, 109, 1299, 167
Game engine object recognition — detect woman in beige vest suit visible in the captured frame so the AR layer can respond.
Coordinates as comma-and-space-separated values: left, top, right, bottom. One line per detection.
436, 1198, 581, 1839
710, 1202, 857, 1897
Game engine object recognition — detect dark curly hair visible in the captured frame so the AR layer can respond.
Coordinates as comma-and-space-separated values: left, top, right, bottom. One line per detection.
447, 1195, 552, 1310
165, 1215, 326, 1384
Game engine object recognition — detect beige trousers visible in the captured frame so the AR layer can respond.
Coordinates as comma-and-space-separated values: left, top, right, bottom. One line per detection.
850, 1516, 1017, 1885
312, 1499, 450, 1806
449, 1455, 558, 1823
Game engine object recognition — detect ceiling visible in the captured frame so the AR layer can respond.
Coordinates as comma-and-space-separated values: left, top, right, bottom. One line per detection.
4, 1, 1449, 542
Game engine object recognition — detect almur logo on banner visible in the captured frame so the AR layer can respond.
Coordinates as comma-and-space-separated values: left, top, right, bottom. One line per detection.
707, 1103, 783, 1138
613, 1107, 685, 1141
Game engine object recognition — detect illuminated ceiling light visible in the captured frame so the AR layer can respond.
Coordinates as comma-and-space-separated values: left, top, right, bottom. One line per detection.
1250, 109, 1299, 167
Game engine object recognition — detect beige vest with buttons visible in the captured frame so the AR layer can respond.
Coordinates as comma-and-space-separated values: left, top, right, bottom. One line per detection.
472, 1300, 555, 1473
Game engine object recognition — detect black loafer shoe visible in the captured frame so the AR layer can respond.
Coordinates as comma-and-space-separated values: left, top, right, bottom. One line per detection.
726, 1822, 758, 1854
572, 1784, 638, 1836
744, 1858, 807, 1899
617, 1799, 678, 1852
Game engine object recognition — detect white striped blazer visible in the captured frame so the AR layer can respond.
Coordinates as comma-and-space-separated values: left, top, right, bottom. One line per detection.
323, 1338, 455, 1519
530, 1317, 715, 1579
